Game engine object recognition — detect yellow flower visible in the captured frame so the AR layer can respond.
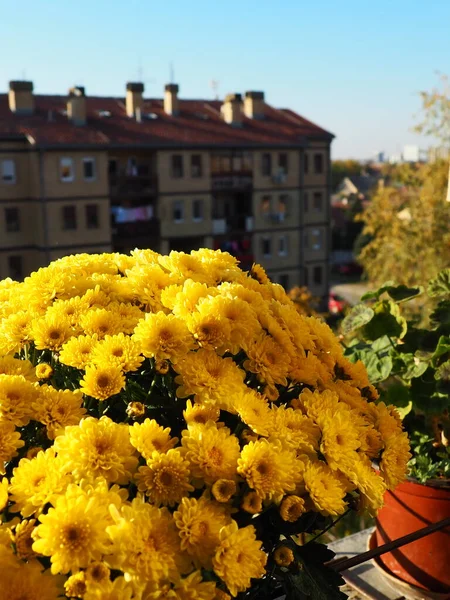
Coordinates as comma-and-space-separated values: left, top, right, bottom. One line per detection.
211, 294, 260, 354
187, 300, 231, 352
0, 310, 35, 355
32, 484, 114, 574
271, 406, 320, 454
13, 518, 37, 559
85, 561, 111, 588
107, 497, 189, 585
109, 301, 143, 334
181, 422, 240, 485
380, 432, 411, 490
347, 458, 386, 515
280, 495, 306, 522
274, 545, 295, 567
243, 334, 289, 388
249, 263, 270, 284
298, 388, 341, 423
9, 448, 71, 517
0, 558, 63, 600
54, 416, 138, 485
59, 333, 100, 369
83, 576, 136, 600
233, 389, 273, 437
319, 409, 361, 470
303, 460, 348, 516
241, 491, 262, 515
32, 385, 86, 439
155, 359, 170, 374
167, 279, 214, 319
237, 440, 300, 500
91, 333, 144, 372
80, 307, 122, 339
0, 421, 24, 474
129, 419, 178, 459
80, 363, 125, 401
183, 399, 220, 428
126, 401, 146, 419
30, 313, 72, 350
45, 296, 85, 327
369, 402, 403, 444
126, 262, 172, 312
133, 311, 195, 363
174, 495, 232, 569
0, 355, 37, 382
212, 522, 267, 597
0, 477, 8, 512
135, 449, 194, 506
35, 363, 53, 380
214, 589, 232, 600
212, 479, 236, 503
159, 250, 209, 283
173, 570, 217, 600
64, 572, 87, 598
0, 374, 38, 426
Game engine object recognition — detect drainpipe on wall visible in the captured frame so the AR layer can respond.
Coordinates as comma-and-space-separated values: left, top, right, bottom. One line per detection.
39, 149, 51, 266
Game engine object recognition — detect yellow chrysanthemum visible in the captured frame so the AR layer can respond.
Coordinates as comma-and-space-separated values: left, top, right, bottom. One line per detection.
369, 402, 403, 444
13, 518, 37, 560
0, 310, 35, 355
30, 313, 72, 350
85, 561, 111, 588
80, 363, 125, 401
54, 416, 138, 485
303, 460, 348, 517
32, 484, 114, 574
32, 385, 86, 439
183, 399, 220, 428
159, 251, 209, 283
35, 363, 53, 380
167, 280, 214, 319
211, 479, 236, 503
107, 497, 189, 585
187, 300, 231, 352
0, 558, 63, 600
45, 296, 85, 328
108, 302, 143, 334
59, 334, 100, 369
241, 491, 262, 515
133, 311, 195, 363
171, 570, 217, 600
0, 421, 24, 474
80, 308, 122, 339
91, 333, 144, 372
0, 355, 37, 381
249, 263, 270, 285
209, 294, 260, 354
279, 495, 306, 522
181, 422, 240, 485
174, 495, 232, 569
125, 262, 172, 312
271, 406, 320, 454
233, 389, 273, 437
347, 458, 386, 515
212, 522, 267, 597
380, 432, 411, 490
83, 576, 136, 600
243, 333, 289, 388
319, 409, 361, 470
135, 448, 194, 506
9, 448, 71, 517
0, 374, 38, 426
64, 572, 87, 598
0, 477, 8, 512
274, 545, 295, 567
237, 439, 300, 500
126, 401, 146, 419
129, 419, 178, 459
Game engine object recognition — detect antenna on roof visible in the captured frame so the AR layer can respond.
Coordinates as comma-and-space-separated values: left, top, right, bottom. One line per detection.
170, 62, 175, 84
210, 80, 219, 100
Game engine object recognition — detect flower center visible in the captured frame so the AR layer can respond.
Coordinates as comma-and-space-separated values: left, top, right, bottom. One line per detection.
112, 348, 124, 357
49, 330, 61, 340
208, 446, 223, 466
97, 375, 110, 388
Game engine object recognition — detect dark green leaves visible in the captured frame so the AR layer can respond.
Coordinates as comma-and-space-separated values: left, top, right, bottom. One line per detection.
360, 283, 422, 303
428, 268, 450, 297
341, 304, 374, 335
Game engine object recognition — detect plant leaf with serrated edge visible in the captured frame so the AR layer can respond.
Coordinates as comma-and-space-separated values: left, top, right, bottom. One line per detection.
384, 284, 423, 303
431, 335, 450, 368
363, 299, 407, 341
428, 269, 450, 297
430, 300, 450, 326
360, 281, 395, 302
341, 304, 374, 335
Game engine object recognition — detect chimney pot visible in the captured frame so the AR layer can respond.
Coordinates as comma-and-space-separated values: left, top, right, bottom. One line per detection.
164, 83, 179, 116
67, 86, 87, 125
221, 93, 243, 127
244, 90, 265, 119
8, 80, 34, 114
126, 81, 144, 118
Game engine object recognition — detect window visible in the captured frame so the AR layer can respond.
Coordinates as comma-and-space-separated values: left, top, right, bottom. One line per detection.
193, 199, 204, 222
313, 265, 323, 285
1, 159, 16, 183
127, 157, 138, 176
62, 205, 77, 230
108, 159, 118, 176
5, 207, 20, 232
311, 229, 322, 250
278, 153, 289, 174
173, 200, 184, 223
261, 195, 271, 216
278, 235, 288, 256
314, 153, 323, 174
83, 158, 96, 181
304, 153, 309, 174
172, 155, 184, 178
261, 237, 271, 257
191, 155, 203, 178
313, 192, 323, 212
278, 194, 289, 220
60, 157, 74, 182
304, 192, 309, 213
262, 153, 272, 176
8, 255, 23, 280
279, 274, 290, 290
85, 204, 99, 229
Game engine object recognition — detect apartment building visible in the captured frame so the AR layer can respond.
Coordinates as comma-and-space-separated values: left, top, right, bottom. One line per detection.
0, 80, 334, 299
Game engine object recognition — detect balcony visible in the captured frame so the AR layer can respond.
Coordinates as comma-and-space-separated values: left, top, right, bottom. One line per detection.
109, 174, 158, 198
211, 171, 253, 191
111, 218, 160, 251
212, 215, 253, 234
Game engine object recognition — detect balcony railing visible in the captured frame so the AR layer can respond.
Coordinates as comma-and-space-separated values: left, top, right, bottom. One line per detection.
112, 218, 160, 239
212, 215, 253, 234
211, 171, 253, 191
109, 174, 158, 197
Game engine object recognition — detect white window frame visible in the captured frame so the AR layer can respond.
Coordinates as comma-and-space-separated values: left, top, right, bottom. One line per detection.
312, 228, 322, 251
60, 157, 74, 182
1, 159, 16, 184
278, 235, 288, 257
192, 199, 204, 223
262, 236, 272, 258
83, 157, 96, 182
173, 200, 184, 224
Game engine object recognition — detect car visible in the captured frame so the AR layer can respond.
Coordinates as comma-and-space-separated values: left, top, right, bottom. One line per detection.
328, 292, 348, 314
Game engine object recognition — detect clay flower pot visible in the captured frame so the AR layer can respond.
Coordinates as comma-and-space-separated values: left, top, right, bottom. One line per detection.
375, 479, 450, 593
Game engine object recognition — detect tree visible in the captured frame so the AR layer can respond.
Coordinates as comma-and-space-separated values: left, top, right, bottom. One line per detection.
331, 159, 362, 190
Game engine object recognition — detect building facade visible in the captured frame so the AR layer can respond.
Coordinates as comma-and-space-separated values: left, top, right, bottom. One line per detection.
0, 81, 333, 299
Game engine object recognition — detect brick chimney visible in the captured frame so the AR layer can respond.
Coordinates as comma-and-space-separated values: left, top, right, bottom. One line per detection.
221, 93, 243, 127
244, 91, 265, 119
8, 81, 34, 115
126, 82, 144, 118
67, 86, 86, 126
164, 84, 179, 116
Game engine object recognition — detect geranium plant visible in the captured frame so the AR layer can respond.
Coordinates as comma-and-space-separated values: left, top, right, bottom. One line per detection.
0, 250, 409, 599
341, 271, 450, 485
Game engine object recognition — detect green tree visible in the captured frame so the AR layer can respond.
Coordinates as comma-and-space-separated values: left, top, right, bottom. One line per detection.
331, 159, 362, 190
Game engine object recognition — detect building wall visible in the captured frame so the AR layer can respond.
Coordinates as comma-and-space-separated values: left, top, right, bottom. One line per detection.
158, 193, 212, 239
157, 150, 210, 193
43, 151, 108, 199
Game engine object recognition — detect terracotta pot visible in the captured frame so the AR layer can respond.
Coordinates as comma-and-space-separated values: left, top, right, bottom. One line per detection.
375, 479, 450, 593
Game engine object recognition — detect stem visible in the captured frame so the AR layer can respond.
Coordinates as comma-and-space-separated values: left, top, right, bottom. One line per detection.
306, 508, 352, 544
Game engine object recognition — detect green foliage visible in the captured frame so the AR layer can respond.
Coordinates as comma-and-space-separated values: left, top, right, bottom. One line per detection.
342, 274, 450, 483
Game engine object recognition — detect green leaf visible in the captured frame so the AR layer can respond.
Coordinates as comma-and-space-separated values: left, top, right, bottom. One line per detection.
341, 304, 374, 335
384, 284, 423, 303
384, 383, 412, 418
360, 281, 395, 302
362, 299, 407, 341
428, 269, 450, 297
344, 341, 393, 383
431, 335, 450, 368
430, 300, 450, 326
435, 360, 450, 381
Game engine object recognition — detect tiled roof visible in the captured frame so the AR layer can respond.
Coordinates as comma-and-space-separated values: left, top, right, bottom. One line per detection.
0, 94, 334, 148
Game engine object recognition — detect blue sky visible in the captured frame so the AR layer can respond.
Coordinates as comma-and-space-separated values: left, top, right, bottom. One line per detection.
1, 0, 448, 158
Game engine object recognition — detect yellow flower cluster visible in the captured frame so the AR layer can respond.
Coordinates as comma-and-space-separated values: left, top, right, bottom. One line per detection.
0, 250, 410, 599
